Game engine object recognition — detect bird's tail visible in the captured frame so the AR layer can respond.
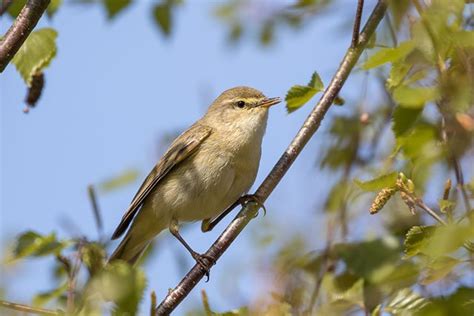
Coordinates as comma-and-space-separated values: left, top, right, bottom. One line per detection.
108, 231, 151, 266
108, 208, 168, 266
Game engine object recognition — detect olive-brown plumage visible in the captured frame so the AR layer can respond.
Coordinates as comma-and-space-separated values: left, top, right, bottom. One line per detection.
109, 87, 280, 265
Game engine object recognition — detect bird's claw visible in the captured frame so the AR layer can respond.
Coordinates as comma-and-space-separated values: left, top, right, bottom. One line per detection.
239, 194, 267, 217
191, 252, 215, 282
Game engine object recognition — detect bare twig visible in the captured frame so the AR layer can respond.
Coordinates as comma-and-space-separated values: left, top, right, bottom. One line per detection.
0, 0, 50, 72
150, 291, 157, 316
385, 12, 397, 46
0, 0, 12, 16
87, 185, 104, 239
0, 300, 62, 315
154, 1, 388, 314
351, 0, 365, 47
306, 220, 335, 313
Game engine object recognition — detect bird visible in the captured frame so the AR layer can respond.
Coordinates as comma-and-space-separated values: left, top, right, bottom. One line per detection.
109, 86, 280, 269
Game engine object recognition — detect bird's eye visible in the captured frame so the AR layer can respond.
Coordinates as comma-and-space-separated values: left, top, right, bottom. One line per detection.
236, 100, 245, 108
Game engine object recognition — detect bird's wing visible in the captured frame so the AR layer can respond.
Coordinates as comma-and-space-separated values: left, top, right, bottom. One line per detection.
111, 124, 213, 240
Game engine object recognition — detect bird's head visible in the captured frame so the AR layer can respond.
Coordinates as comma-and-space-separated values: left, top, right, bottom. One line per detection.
204, 86, 280, 133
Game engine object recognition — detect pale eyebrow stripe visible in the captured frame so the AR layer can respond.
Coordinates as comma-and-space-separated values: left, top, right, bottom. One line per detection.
223, 97, 262, 104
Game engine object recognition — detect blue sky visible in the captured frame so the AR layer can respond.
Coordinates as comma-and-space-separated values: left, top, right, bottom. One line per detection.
1, 0, 381, 313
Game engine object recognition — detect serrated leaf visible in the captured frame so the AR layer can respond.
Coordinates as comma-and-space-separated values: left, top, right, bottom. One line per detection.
404, 226, 436, 258
13, 231, 67, 260
103, 0, 131, 19
81, 242, 106, 277
420, 256, 461, 285
362, 41, 414, 70
391, 106, 423, 137
405, 224, 473, 259
11, 28, 57, 86
33, 282, 68, 307
286, 72, 324, 113
354, 172, 398, 191
86, 262, 146, 316
308, 71, 324, 90
392, 86, 439, 108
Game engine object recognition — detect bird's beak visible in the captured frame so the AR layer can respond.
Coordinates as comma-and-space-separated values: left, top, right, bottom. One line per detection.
259, 97, 281, 108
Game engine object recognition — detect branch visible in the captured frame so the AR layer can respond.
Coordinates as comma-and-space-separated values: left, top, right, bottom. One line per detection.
0, 299, 62, 315
351, 0, 365, 47
0, 0, 50, 72
155, 1, 388, 314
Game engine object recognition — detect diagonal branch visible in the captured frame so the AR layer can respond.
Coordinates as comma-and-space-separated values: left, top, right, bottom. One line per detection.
155, 1, 388, 314
0, 0, 50, 72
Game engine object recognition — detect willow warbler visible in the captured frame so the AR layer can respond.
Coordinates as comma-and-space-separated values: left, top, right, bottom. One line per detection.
109, 86, 280, 268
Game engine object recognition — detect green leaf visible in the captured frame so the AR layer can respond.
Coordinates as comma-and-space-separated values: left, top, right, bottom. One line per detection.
384, 288, 428, 315
391, 106, 423, 137
420, 256, 461, 285
33, 282, 68, 307
86, 262, 146, 316
99, 168, 139, 193
387, 61, 410, 89
362, 41, 414, 70
354, 172, 398, 191
451, 30, 474, 47
417, 287, 474, 316
439, 199, 456, 213
153, 0, 182, 37
396, 123, 438, 160
13, 231, 67, 260
404, 226, 436, 258
11, 28, 57, 86
405, 224, 473, 259
7, 0, 26, 17
392, 86, 439, 108
47, 0, 63, 18
81, 242, 106, 277
285, 72, 324, 113
103, 0, 132, 19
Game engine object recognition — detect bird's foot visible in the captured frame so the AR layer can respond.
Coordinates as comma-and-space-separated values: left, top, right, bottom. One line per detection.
239, 194, 267, 217
191, 251, 216, 282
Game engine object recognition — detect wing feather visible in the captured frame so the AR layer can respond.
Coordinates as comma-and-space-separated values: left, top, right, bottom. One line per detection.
111, 124, 212, 239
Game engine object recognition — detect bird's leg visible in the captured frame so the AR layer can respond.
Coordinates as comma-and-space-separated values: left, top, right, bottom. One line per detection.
169, 219, 215, 280
201, 194, 267, 233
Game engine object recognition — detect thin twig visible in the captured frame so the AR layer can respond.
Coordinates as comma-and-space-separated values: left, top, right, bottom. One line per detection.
154, 1, 388, 314
385, 12, 397, 46
150, 291, 157, 316
351, 0, 365, 47
87, 185, 104, 239
0, 0, 12, 16
0, 300, 62, 315
0, 0, 50, 72
306, 220, 335, 314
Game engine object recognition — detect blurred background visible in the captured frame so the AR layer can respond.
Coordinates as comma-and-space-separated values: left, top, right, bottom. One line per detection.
1, 0, 473, 315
